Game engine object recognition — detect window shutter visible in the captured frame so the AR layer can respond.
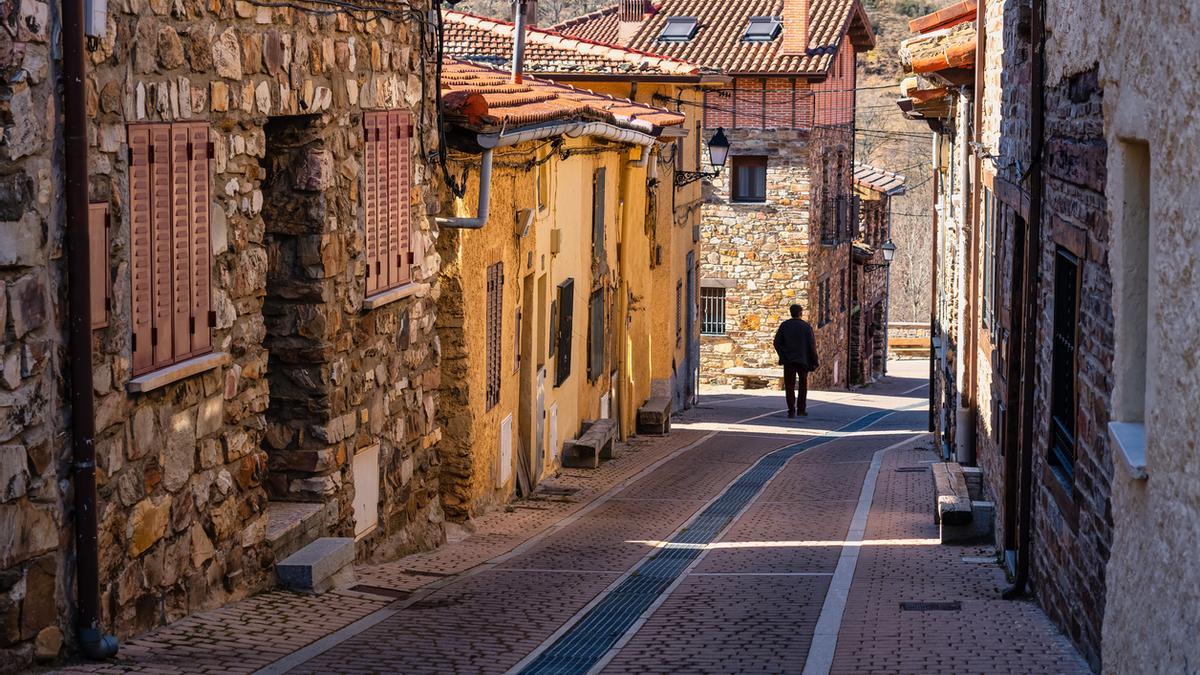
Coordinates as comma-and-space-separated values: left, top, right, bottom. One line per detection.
391, 109, 411, 286
128, 126, 154, 373
169, 123, 193, 360
591, 168, 605, 262
187, 123, 212, 356
587, 289, 604, 381
88, 203, 109, 330
363, 112, 381, 296
382, 110, 398, 289
555, 279, 574, 387
149, 124, 174, 368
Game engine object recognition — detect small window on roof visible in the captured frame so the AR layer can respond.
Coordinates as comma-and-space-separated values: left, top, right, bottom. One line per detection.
743, 16, 782, 42
659, 16, 699, 42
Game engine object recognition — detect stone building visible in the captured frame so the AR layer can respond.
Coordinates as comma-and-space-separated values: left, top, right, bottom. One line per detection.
553, 0, 879, 390
434, 54, 686, 520
0, 0, 444, 668
850, 165, 905, 385
897, 0, 1200, 670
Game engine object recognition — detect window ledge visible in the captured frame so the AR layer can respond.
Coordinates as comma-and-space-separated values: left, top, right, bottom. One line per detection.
363, 282, 428, 311
127, 352, 230, 394
1109, 421, 1148, 480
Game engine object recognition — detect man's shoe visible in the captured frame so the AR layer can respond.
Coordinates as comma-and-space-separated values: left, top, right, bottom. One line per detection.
787, 411, 796, 418
798, 411, 808, 417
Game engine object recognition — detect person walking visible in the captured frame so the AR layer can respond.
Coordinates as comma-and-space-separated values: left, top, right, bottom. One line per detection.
773, 304, 819, 418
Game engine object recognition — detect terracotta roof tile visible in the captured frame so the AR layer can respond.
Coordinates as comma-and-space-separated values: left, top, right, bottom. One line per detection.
854, 164, 906, 195
443, 10, 703, 77
551, 0, 875, 76
441, 58, 686, 131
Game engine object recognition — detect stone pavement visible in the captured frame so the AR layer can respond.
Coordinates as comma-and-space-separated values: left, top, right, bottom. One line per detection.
57, 362, 1089, 674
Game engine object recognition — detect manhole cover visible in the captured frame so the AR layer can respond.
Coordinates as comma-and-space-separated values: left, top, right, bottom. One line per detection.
900, 601, 962, 612
895, 467, 929, 473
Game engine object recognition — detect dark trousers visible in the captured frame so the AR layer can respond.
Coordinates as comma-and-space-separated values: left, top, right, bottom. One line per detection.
783, 363, 809, 414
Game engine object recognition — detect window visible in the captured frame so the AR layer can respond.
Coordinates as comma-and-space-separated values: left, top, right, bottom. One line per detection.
700, 287, 726, 335
658, 16, 698, 42
1114, 141, 1150, 426
363, 109, 414, 297
485, 262, 503, 410
732, 156, 767, 202
587, 288, 604, 381
839, 269, 846, 312
554, 279, 574, 387
592, 168, 606, 264
981, 189, 997, 330
127, 122, 213, 376
816, 278, 832, 327
1049, 248, 1080, 482
743, 16, 782, 41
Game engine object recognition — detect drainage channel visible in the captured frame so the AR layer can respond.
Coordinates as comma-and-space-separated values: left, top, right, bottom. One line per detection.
513, 408, 898, 675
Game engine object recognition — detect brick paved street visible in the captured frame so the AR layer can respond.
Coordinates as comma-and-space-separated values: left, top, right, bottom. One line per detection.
56, 361, 1088, 674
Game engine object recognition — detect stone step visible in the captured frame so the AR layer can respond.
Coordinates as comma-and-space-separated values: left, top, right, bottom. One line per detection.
941, 500, 996, 545
276, 537, 357, 594
266, 501, 332, 562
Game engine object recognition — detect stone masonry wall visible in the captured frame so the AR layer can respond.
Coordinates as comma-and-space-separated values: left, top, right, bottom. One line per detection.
699, 127, 852, 390
1028, 65, 1112, 671
0, 0, 442, 669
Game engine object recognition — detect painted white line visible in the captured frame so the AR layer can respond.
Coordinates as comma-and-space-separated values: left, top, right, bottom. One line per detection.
801, 433, 927, 675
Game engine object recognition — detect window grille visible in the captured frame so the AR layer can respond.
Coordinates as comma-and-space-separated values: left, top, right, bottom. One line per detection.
700, 287, 726, 335
127, 122, 213, 376
485, 262, 503, 410
1049, 248, 1080, 481
675, 281, 683, 345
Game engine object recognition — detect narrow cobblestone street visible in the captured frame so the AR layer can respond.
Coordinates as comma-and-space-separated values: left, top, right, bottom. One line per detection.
55, 361, 1087, 674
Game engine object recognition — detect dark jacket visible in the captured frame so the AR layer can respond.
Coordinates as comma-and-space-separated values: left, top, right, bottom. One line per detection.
774, 318, 819, 370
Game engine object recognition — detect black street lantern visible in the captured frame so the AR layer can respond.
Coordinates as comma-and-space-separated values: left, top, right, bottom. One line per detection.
675, 127, 731, 188
880, 239, 897, 262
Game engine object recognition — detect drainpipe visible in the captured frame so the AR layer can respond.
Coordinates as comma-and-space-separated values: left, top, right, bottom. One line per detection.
1003, 0, 1045, 601
512, 0, 528, 84
955, 89, 974, 465
929, 132, 939, 433
63, 0, 118, 659
436, 121, 657, 229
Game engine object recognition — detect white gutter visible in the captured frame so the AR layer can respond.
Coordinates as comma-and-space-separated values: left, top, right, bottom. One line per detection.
437, 120, 660, 229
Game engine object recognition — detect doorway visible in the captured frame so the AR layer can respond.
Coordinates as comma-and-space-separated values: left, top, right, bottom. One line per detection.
1002, 214, 1027, 562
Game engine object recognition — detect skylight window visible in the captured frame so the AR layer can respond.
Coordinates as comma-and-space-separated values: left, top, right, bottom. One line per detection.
743, 16, 782, 42
658, 17, 699, 42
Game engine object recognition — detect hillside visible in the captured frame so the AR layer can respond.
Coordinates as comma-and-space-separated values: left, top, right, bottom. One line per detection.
448, 0, 936, 322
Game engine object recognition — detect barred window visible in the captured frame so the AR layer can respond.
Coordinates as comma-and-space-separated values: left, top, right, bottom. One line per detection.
700, 287, 727, 335
1049, 249, 1080, 482
485, 262, 503, 409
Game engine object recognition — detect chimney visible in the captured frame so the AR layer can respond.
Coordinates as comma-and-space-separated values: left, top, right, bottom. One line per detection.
524, 0, 538, 27
513, 0, 528, 83
617, 0, 650, 44
781, 0, 809, 56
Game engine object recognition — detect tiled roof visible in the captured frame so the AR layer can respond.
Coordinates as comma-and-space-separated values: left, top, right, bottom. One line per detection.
854, 165, 906, 196
551, 0, 875, 76
443, 10, 703, 77
900, 20, 976, 74
440, 58, 686, 132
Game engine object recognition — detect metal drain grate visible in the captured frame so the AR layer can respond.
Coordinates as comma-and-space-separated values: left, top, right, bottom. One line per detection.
895, 467, 929, 473
349, 585, 412, 600
517, 409, 895, 675
900, 601, 962, 612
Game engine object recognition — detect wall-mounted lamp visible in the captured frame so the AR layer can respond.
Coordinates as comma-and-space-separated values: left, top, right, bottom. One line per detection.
863, 239, 897, 272
674, 127, 730, 188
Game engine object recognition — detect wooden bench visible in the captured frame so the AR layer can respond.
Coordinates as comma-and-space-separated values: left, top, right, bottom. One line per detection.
889, 337, 930, 358
637, 379, 673, 435
723, 367, 784, 389
561, 419, 617, 469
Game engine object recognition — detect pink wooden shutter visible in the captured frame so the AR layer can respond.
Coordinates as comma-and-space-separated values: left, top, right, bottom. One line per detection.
382, 111, 399, 290
363, 112, 381, 296
128, 126, 154, 373
149, 124, 174, 368
169, 123, 193, 360
88, 202, 109, 330
395, 110, 411, 285
187, 123, 212, 356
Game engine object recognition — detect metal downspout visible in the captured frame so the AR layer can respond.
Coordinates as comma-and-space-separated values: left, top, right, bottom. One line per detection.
62, 0, 118, 658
